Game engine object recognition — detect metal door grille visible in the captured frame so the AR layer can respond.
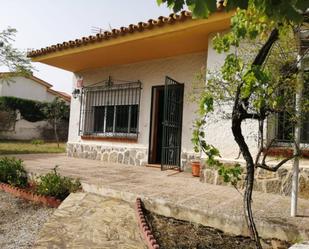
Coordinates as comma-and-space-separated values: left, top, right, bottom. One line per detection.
161, 76, 184, 170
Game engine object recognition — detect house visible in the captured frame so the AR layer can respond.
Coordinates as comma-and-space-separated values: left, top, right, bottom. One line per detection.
0, 73, 71, 140
27, 11, 308, 172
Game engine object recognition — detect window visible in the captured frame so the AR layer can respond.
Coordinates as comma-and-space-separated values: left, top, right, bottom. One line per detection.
79, 80, 141, 139
93, 106, 105, 133
92, 105, 138, 134
275, 69, 309, 143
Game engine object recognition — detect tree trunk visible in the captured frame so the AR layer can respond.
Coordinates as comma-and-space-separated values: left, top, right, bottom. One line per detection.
232, 113, 262, 249
54, 119, 59, 148
231, 28, 279, 249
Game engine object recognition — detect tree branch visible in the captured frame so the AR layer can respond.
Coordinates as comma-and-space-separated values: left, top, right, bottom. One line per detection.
256, 155, 297, 172
254, 123, 268, 167
242, 112, 261, 120
261, 138, 275, 164
256, 140, 301, 172
241, 28, 280, 107
253, 29, 279, 66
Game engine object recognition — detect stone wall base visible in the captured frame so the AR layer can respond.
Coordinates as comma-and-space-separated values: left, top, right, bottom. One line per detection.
200, 165, 309, 199
67, 143, 148, 166
67, 143, 197, 169
181, 152, 196, 171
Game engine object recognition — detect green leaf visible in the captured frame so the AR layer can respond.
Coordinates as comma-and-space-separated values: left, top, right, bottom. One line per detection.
190, 0, 212, 18
172, 0, 185, 12
295, 0, 309, 12
224, 0, 248, 11
157, 0, 164, 5
282, 4, 304, 23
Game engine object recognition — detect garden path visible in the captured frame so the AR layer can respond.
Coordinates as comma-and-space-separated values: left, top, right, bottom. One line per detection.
33, 192, 147, 249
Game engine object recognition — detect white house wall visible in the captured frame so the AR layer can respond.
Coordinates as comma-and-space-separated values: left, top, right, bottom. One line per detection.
68, 52, 207, 166
67, 36, 263, 166
204, 33, 259, 160
0, 119, 50, 140
0, 76, 69, 141
46, 91, 58, 102
1, 77, 49, 102
0, 82, 3, 96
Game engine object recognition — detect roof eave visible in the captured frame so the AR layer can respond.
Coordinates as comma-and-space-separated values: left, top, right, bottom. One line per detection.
30, 11, 232, 72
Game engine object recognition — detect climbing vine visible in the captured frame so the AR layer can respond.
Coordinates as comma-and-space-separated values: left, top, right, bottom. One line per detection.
191, 93, 243, 187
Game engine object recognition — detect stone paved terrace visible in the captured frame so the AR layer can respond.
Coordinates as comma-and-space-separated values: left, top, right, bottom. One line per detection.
33, 192, 147, 249
13, 154, 309, 242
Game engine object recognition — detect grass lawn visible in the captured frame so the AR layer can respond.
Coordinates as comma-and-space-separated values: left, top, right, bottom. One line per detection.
0, 140, 66, 155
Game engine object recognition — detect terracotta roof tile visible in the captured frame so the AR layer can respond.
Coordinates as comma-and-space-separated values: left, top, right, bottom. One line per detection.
27, 11, 193, 58
47, 88, 71, 102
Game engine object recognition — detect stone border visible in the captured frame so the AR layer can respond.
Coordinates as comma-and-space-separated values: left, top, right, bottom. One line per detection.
200, 165, 309, 199
0, 183, 61, 208
289, 241, 309, 248
67, 142, 196, 169
67, 143, 148, 166
83, 182, 309, 241
135, 198, 160, 249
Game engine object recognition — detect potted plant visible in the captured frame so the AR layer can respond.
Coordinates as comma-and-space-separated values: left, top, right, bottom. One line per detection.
191, 155, 201, 177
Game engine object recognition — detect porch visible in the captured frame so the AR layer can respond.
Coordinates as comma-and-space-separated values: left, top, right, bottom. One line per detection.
16, 153, 309, 242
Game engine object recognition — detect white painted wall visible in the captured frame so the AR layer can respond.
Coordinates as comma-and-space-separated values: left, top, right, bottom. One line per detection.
204, 33, 259, 160
69, 52, 207, 154
0, 82, 3, 96
0, 76, 69, 140
1, 76, 50, 102
0, 119, 51, 140
68, 38, 265, 163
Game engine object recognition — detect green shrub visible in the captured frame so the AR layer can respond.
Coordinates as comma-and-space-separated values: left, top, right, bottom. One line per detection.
0, 157, 28, 188
0, 96, 46, 122
31, 139, 44, 145
36, 166, 81, 200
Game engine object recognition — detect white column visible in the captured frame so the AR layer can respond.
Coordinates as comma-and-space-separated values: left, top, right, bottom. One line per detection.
291, 54, 304, 217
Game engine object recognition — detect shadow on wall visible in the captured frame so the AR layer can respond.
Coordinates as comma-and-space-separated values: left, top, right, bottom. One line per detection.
0, 110, 16, 132
0, 115, 69, 142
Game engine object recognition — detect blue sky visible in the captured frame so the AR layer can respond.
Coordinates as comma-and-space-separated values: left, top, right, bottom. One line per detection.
0, 0, 172, 94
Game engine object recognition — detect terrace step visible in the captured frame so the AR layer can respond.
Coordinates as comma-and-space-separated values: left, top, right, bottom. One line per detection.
82, 181, 309, 243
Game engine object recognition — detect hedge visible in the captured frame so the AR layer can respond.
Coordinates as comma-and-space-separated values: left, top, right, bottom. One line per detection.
0, 96, 47, 122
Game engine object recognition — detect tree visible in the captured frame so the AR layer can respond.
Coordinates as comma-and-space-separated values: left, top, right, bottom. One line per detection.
42, 97, 70, 147
0, 27, 32, 81
158, 1, 309, 248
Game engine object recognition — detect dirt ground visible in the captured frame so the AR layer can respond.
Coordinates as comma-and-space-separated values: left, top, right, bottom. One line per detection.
0, 191, 53, 249
144, 209, 291, 249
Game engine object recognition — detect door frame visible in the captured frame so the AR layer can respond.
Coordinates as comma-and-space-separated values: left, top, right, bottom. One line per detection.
148, 85, 164, 165
148, 80, 184, 169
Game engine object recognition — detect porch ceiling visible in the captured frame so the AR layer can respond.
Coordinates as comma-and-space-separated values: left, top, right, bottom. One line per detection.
30, 12, 231, 72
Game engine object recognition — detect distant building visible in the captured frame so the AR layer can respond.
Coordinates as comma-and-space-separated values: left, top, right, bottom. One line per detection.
0, 73, 71, 141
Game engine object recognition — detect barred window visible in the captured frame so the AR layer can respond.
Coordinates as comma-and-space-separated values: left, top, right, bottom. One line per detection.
276, 70, 309, 143
79, 80, 141, 139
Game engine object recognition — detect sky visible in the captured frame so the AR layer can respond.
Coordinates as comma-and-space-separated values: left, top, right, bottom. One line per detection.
0, 0, 172, 94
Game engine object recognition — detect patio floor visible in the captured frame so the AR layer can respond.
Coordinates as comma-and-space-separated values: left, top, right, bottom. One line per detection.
14, 154, 309, 242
